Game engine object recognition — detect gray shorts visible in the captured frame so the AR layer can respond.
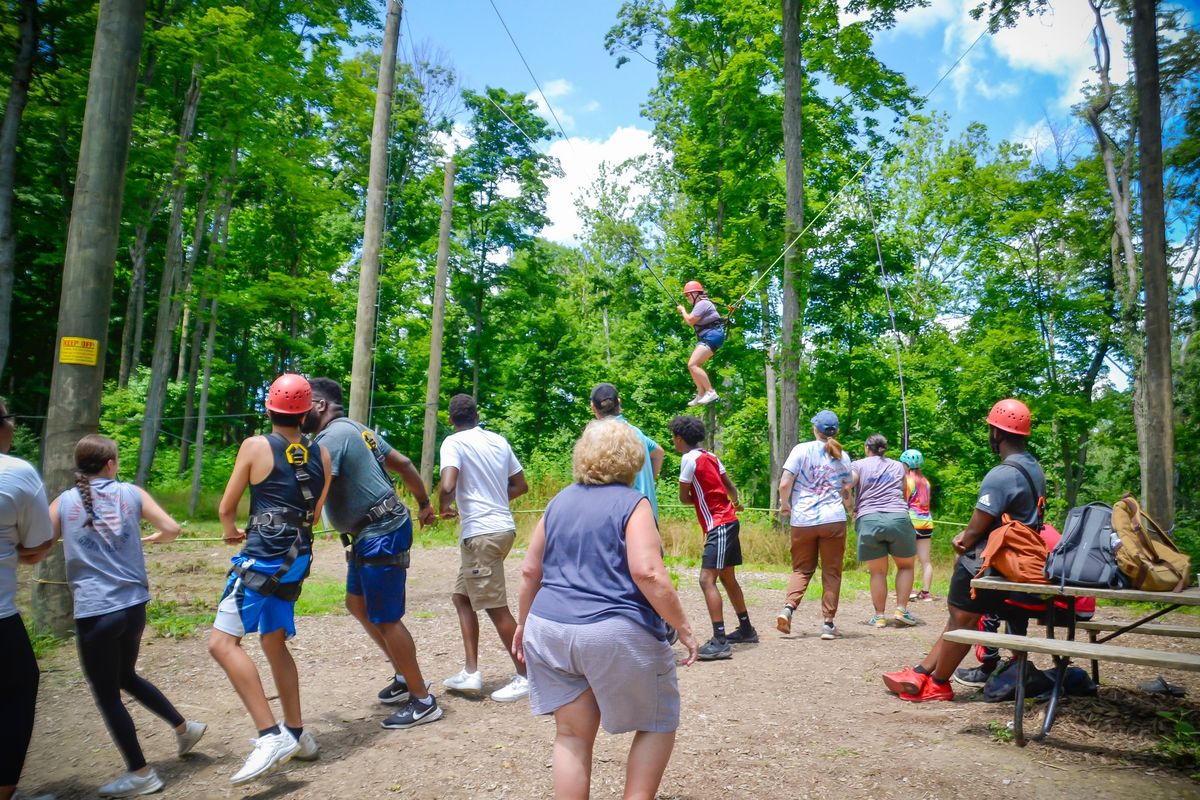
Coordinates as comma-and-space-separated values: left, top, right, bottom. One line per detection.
523, 613, 680, 734
856, 511, 918, 560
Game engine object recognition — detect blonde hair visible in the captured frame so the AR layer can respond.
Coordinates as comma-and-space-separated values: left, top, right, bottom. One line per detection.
572, 418, 646, 486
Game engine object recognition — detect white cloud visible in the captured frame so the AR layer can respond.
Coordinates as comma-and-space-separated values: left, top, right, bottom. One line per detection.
432, 122, 471, 158
529, 78, 576, 131
888, 0, 1130, 113
583, 99, 601, 113
541, 126, 661, 245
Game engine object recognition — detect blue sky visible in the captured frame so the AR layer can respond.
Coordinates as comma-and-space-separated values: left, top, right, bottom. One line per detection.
398, 0, 1189, 243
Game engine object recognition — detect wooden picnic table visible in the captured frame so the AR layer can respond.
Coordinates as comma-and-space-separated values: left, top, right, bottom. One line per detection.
949, 576, 1200, 746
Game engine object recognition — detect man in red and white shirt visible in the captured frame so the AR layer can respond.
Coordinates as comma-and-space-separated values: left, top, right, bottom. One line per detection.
669, 416, 756, 661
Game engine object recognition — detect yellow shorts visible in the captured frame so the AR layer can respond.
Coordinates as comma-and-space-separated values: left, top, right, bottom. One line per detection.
454, 530, 516, 611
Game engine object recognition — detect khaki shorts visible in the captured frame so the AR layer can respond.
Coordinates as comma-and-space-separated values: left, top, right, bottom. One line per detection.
454, 530, 516, 611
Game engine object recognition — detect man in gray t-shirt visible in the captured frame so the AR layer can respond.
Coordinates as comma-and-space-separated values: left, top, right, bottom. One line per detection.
305, 378, 442, 730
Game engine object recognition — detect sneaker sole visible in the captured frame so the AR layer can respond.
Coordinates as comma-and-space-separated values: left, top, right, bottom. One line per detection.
950, 675, 987, 689
697, 650, 733, 661
775, 615, 791, 634
893, 617, 918, 627
490, 691, 530, 703
899, 690, 954, 703
381, 706, 445, 730
820, 632, 838, 640
882, 674, 922, 695
293, 749, 320, 762
99, 777, 165, 798
726, 635, 759, 644
230, 744, 299, 785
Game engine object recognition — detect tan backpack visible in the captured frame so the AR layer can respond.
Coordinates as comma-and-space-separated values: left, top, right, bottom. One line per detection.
1110, 494, 1191, 592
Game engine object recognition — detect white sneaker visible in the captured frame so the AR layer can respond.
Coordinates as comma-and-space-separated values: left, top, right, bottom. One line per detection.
697, 390, 719, 406
98, 768, 163, 797
293, 730, 320, 761
490, 674, 530, 702
14, 792, 57, 800
686, 394, 704, 406
230, 730, 299, 785
443, 668, 483, 693
176, 719, 207, 757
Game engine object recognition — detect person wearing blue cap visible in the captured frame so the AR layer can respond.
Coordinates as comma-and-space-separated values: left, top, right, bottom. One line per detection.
775, 410, 853, 639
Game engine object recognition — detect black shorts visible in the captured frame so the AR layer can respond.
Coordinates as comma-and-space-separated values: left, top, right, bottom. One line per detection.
946, 563, 1026, 618
702, 521, 743, 570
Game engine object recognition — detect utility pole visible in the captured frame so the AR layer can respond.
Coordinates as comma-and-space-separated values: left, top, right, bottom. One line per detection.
349, 0, 403, 424
420, 161, 454, 488
780, 0, 804, 468
1132, 0, 1174, 529
32, 0, 147, 635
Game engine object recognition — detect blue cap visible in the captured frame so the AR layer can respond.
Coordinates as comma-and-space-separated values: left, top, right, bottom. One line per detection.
811, 410, 839, 436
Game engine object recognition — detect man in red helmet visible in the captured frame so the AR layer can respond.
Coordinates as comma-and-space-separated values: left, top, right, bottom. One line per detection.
676, 281, 724, 406
880, 398, 1045, 703
209, 373, 333, 784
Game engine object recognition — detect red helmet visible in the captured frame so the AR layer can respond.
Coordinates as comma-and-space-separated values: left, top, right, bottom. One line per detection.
987, 398, 1031, 436
266, 373, 313, 414
683, 280, 704, 295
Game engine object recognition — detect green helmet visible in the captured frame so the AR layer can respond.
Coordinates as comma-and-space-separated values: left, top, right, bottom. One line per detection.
899, 448, 923, 469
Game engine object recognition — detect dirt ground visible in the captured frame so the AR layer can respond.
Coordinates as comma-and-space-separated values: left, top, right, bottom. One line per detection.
17, 538, 1200, 799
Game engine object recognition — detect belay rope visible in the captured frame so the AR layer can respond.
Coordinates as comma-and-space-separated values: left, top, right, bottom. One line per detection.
861, 174, 909, 450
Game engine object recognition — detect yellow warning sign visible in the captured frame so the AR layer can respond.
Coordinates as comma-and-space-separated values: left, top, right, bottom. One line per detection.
59, 336, 99, 366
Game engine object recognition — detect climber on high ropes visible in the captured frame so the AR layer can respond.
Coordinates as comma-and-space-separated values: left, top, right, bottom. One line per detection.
677, 280, 724, 407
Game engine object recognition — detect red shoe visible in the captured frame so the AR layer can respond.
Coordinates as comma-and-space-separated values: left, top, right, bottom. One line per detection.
899, 678, 955, 702
882, 667, 927, 695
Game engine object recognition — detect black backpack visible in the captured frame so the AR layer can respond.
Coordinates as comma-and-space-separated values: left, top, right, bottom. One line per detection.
1045, 501, 1126, 589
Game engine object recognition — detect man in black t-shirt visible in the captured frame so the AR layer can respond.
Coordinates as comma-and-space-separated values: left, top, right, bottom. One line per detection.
881, 398, 1043, 703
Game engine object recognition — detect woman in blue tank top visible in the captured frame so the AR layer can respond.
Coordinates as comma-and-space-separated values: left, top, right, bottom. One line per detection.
50, 435, 206, 798
513, 419, 698, 800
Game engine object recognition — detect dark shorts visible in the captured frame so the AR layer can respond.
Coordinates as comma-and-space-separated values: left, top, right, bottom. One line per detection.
702, 521, 742, 569
947, 563, 1025, 617
697, 327, 725, 352
346, 520, 412, 624
914, 527, 933, 541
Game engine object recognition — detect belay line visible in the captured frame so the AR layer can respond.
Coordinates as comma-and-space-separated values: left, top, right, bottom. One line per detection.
861, 174, 909, 450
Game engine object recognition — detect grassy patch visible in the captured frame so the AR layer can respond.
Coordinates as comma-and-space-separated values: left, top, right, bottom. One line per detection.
146, 599, 214, 639
986, 720, 1015, 743
25, 622, 63, 658
293, 579, 348, 617
411, 610, 435, 620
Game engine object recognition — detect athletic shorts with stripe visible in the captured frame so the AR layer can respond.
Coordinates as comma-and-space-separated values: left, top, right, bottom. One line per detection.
701, 520, 743, 570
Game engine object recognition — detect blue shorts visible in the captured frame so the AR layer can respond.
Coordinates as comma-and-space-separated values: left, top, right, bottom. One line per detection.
346, 520, 412, 624
214, 569, 303, 640
697, 327, 724, 352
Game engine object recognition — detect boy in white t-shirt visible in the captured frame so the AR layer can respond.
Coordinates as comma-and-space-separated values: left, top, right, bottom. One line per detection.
437, 394, 530, 702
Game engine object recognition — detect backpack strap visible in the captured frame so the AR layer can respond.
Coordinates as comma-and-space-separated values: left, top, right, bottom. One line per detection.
1002, 458, 1045, 531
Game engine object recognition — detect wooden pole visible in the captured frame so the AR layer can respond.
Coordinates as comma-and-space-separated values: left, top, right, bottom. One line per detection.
32, 0, 146, 635
1132, 0, 1174, 529
349, 0, 403, 424
780, 0, 804, 464
189, 297, 217, 518
420, 161, 454, 488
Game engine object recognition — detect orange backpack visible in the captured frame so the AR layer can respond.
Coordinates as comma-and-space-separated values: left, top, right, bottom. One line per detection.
972, 513, 1050, 596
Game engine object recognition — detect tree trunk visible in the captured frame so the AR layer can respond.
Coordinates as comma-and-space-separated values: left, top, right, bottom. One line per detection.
32, 0, 147, 636
0, 0, 38, 381
174, 175, 210, 391
780, 0, 805, 461
420, 160, 454, 488
1132, 0, 1175, 529
178, 280, 206, 472
189, 295, 217, 517
135, 64, 201, 485
349, 0, 403, 424
117, 206, 161, 387
762, 289, 779, 512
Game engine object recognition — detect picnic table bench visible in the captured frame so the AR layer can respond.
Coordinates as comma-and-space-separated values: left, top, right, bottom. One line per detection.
949, 577, 1200, 746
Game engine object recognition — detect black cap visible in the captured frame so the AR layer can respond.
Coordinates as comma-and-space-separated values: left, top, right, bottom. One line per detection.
590, 383, 620, 416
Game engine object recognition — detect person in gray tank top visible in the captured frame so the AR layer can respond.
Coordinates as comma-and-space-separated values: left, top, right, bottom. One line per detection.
513, 419, 698, 800
50, 435, 206, 798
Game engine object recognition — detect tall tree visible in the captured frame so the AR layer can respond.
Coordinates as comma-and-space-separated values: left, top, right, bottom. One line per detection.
780, 0, 803, 475
349, 0, 403, 424
1132, 0, 1174, 528
0, 0, 38, 380
32, 0, 146, 635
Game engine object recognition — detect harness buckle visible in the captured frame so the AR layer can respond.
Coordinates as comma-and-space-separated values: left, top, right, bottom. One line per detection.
284, 441, 309, 467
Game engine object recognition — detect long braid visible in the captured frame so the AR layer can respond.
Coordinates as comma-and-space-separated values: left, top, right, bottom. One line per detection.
74, 470, 96, 527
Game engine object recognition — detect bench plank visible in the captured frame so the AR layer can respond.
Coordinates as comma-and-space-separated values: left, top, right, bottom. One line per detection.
943, 630, 1200, 672
1076, 621, 1200, 639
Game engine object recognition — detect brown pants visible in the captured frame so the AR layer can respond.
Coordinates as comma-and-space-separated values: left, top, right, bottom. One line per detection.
784, 522, 847, 620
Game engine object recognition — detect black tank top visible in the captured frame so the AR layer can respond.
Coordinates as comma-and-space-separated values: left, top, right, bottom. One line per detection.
244, 433, 325, 560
